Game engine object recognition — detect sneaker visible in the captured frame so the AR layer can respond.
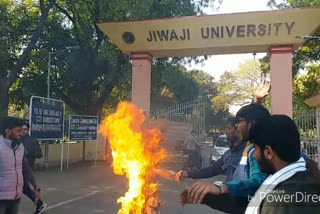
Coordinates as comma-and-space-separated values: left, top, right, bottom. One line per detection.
34, 200, 47, 214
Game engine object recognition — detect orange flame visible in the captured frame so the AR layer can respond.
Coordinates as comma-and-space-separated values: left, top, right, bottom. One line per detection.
99, 102, 167, 214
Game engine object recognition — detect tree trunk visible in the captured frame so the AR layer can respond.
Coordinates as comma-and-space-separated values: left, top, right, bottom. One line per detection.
0, 84, 9, 117
1, 0, 54, 117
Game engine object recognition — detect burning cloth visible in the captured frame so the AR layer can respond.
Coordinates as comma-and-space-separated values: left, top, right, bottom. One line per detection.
100, 102, 167, 214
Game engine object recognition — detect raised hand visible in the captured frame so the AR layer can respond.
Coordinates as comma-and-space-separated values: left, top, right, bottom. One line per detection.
254, 81, 271, 103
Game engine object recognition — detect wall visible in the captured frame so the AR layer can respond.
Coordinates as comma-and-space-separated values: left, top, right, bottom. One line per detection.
34, 121, 192, 168
35, 132, 106, 168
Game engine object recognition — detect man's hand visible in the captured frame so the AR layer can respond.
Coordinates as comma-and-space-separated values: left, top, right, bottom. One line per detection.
175, 170, 188, 182
34, 187, 41, 205
253, 81, 271, 103
180, 189, 189, 205
187, 181, 221, 204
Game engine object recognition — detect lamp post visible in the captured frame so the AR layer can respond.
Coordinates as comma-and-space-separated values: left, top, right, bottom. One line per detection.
47, 46, 79, 98
44, 46, 79, 169
47, 52, 51, 99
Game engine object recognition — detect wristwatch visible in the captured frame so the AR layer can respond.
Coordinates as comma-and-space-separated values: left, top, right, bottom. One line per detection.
213, 181, 225, 194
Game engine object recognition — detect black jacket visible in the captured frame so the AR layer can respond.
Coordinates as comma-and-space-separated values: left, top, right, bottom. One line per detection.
188, 141, 246, 181
260, 170, 320, 214
21, 135, 42, 169
22, 157, 36, 187
21, 135, 42, 158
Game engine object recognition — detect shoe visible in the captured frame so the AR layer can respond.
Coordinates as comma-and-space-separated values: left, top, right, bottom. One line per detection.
34, 200, 47, 214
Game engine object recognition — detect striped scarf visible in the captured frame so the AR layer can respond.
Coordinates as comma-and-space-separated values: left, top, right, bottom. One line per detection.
245, 157, 306, 214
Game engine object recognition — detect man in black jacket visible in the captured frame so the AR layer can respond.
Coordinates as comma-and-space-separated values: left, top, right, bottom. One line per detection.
22, 157, 47, 214
177, 117, 246, 182
21, 122, 46, 214
245, 115, 320, 214
21, 123, 42, 169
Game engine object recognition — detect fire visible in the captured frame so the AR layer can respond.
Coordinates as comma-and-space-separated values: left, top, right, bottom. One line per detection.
99, 102, 167, 214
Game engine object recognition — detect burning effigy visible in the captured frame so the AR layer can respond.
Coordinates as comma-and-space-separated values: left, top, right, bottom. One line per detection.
100, 102, 172, 214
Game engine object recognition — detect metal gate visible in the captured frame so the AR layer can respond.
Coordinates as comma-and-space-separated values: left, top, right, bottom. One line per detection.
294, 109, 320, 167
150, 98, 206, 135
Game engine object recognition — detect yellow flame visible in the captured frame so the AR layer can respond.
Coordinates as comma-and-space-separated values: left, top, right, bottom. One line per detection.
100, 102, 167, 214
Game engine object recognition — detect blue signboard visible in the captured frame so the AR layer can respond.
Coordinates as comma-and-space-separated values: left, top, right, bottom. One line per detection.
30, 99, 64, 140
69, 115, 98, 141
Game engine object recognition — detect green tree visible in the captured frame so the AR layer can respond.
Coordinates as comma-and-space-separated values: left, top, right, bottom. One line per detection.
9, 0, 213, 118
188, 69, 217, 99
187, 69, 222, 132
151, 61, 200, 110
0, 0, 54, 116
212, 59, 268, 112
294, 63, 320, 109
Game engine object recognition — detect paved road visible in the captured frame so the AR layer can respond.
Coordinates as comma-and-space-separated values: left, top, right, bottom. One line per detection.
20, 160, 225, 214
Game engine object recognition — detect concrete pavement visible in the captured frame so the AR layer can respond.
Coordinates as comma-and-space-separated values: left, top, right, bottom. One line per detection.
20, 160, 225, 214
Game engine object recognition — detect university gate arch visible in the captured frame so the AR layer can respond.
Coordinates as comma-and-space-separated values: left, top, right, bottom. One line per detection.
98, 8, 320, 118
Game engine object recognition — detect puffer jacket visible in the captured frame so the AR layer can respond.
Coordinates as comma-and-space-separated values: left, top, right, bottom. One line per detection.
0, 135, 24, 200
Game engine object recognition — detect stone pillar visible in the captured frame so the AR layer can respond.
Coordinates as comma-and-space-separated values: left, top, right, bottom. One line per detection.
131, 53, 152, 118
269, 46, 293, 118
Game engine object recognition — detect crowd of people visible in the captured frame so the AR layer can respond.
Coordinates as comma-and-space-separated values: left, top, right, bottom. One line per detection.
177, 103, 320, 213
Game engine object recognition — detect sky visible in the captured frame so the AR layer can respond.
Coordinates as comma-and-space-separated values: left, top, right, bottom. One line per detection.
188, 0, 272, 80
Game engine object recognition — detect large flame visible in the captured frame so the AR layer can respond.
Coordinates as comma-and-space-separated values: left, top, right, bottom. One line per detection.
99, 102, 167, 214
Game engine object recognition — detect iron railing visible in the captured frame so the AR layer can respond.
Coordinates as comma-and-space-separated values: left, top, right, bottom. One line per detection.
294, 108, 320, 166
150, 98, 206, 135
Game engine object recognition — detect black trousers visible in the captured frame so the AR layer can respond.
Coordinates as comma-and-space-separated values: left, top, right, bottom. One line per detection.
0, 199, 20, 214
202, 193, 249, 214
186, 150, 201, 169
